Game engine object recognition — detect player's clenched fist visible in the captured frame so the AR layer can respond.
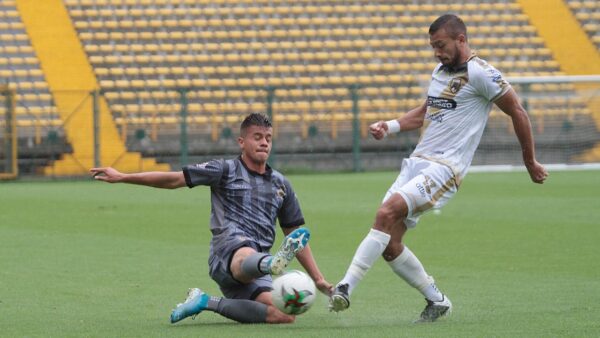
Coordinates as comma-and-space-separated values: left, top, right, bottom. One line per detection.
369, 121, 388, 140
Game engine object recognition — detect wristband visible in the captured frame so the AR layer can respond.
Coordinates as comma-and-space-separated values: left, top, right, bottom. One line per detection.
385, 120, 401, 135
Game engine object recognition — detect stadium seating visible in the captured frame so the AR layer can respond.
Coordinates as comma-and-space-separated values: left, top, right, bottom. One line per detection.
59, 0, 578, 139
566, 0, 600, 50
0, 0, 61, 139
2, 0, 598, 173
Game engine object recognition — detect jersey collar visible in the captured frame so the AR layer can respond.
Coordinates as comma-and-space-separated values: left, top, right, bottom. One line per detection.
238, 155, 273, 177
440, 52, 477, 74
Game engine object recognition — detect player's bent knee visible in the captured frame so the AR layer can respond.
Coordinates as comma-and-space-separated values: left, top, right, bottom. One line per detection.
266, 305, 295, 324
374, 206, 399, 232
374, 194, 409, 233
230, 262, 254, 284
230, 247, 260, 283
233, 273, 254, 284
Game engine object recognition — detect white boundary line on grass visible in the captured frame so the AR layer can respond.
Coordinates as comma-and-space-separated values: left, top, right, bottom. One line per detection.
507, 74, 600, 83
469, 163, 600, 173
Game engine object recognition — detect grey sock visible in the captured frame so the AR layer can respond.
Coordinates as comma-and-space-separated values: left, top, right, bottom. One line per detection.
206, 296, 222, 311
216, 298, 268, 323
240, 252, 271, 278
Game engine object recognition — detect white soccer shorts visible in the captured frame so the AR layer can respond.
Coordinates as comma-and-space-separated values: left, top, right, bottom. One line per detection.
383, 157, 458, 228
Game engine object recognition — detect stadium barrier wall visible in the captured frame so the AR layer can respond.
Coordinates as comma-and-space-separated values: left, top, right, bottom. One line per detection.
4, 76, 600, 177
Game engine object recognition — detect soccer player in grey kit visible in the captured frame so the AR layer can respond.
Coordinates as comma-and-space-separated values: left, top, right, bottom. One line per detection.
91, 113, 333, 324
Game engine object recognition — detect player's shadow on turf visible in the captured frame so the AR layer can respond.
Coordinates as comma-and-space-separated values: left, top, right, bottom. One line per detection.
169, 321, 256, 328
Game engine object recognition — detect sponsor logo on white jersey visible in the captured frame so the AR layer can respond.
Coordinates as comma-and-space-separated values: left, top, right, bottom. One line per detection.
427, 96, 457, 110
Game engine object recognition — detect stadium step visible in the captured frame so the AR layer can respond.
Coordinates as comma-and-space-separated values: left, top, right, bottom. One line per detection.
16, 0, 169, 175
40, 153, 170, 176
516, 0, 600, 76
518, 0, 600, 159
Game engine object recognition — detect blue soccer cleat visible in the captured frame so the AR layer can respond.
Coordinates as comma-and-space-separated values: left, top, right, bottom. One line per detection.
269, 227, 310, 275
170, 288, 209, 324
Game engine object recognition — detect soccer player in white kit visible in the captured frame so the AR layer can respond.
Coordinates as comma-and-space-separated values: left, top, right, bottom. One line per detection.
329, 14, 548, 322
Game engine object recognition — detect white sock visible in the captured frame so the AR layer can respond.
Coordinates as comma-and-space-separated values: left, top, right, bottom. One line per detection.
387, 246, 443, 302
340, 229, 391, 295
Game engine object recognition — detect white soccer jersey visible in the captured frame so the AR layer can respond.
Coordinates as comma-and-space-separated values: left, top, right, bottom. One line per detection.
411, 54, 510, 182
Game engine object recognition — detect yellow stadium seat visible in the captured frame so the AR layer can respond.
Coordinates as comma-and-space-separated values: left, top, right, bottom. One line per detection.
73, 20, 89, 29
27, 68, 44, 77
175, 79, 191, 87
0, 69, 13, 78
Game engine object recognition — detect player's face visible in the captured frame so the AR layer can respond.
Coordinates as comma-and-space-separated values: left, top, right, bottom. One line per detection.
430, 28, 464, 67
238, 125, 272, 165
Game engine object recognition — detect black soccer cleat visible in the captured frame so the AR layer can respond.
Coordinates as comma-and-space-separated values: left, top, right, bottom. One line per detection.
415, 294, 452, 323
329, 283, 350, 312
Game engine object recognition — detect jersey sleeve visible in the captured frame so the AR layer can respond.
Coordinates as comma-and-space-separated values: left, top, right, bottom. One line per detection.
277, 179, 305, 228
473, 62, 511, 102
182, 159, 225, 188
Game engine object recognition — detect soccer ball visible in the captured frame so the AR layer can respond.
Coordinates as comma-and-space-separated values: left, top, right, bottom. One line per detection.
271, 270, 316, 315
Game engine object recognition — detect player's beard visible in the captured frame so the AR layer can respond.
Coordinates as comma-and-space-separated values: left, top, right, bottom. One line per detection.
450, 52, 462, 67
447, 44, 462, 67
439, 43, 462, 67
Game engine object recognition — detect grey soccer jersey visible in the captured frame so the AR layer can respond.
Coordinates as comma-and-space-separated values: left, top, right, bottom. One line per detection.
182, 157, 305, 259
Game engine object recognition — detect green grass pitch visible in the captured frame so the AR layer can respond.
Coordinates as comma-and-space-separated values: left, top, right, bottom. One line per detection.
1, 170, 599, 337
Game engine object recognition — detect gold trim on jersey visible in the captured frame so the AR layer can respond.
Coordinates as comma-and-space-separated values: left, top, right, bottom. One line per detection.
412, 154, 462, 187
413, 176, 457, 214
472, 56, 510, 94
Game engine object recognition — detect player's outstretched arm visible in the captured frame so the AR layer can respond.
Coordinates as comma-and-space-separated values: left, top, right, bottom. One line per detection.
90, 167, 187, 189
369, 100, 428, 140
494, 89, 548, 184
282, 226, 333, 296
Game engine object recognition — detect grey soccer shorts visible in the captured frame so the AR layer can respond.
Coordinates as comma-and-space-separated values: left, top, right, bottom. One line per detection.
209, 242, 273, 300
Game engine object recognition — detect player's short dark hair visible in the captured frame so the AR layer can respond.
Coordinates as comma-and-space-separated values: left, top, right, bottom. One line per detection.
240, 113, 272, 135
429, 14, 467, 40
